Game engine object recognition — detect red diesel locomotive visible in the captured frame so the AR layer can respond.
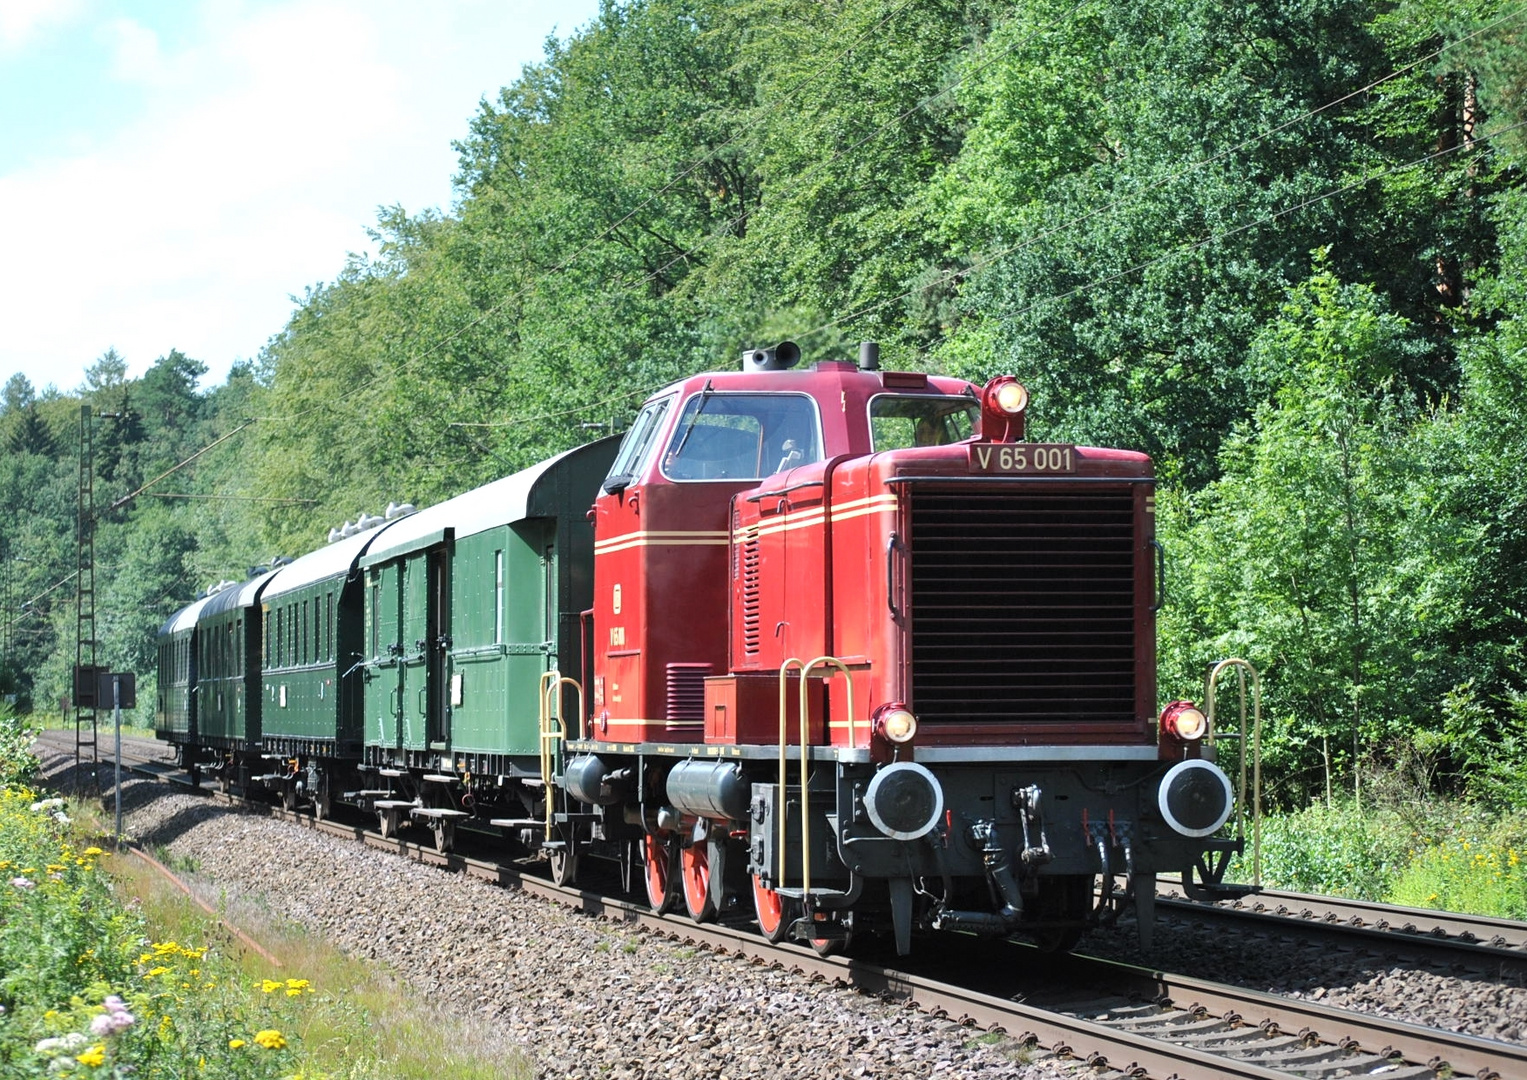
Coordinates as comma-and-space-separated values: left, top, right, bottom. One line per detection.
557, 342, 1249, 954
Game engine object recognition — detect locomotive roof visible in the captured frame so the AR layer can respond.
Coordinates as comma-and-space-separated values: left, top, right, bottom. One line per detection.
647, 361, 976, 401
360, 437, 619, 566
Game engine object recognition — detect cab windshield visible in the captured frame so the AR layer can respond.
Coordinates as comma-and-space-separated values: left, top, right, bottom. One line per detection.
661, 392, 823, 481
869, 394, 978, 451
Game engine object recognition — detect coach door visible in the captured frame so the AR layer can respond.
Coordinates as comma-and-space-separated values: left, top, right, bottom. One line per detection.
400, 553, 430, 753
428, 548, 450, 749
368, 563, 405, 751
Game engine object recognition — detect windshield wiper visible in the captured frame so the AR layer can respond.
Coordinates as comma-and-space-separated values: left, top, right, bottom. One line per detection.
666, 379, 714, 467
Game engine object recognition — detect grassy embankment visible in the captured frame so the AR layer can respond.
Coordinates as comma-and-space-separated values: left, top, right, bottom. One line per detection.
1, 710, 527, 1080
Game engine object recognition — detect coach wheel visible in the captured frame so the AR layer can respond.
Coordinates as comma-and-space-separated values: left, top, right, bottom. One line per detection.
643, 834, 679, 914
432, 819, 456, 856
378, 807, 400, 839
681, 840, 716, 923
752, 874, 797, 944
548, 824, 580, 887
312, 780, 331, 822
280, 786, 297, 812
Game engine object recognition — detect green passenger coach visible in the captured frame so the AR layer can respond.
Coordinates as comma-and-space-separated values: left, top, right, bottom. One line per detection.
155, 593, 212, 745
360, 436, 619, 780
258, 529, 386, 815
195, 573, 274, 754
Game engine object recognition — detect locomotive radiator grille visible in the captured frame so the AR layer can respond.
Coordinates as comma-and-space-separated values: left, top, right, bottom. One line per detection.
908, 487, 1137, 728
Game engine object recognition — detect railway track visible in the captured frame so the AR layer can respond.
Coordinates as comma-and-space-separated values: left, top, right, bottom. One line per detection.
37, 731, 1527, 1080
1158, 882, 1527, 969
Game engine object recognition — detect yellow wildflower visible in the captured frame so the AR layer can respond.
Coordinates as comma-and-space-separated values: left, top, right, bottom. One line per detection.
260, 979, 282, 993
229, 1039, 246, 1049
76, 1045, 106, 1067
253, 1029, 287, 1050
82, 847, 103, 857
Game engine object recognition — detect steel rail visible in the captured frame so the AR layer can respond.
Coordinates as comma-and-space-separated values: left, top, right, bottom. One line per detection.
1153, 889, 1527, 979
1055, 952, 1527, 1080
1164, 883, 1527, 948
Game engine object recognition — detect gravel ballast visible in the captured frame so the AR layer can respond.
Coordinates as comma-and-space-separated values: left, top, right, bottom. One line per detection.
49, 757, 1074, 1080
38, 745, 1527, 1076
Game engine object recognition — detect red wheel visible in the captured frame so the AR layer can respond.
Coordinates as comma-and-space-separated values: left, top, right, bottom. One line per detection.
809, 914, 853, 956
681, 840, 716, 923
643, 834, 677, 914
752, 873, 795, 943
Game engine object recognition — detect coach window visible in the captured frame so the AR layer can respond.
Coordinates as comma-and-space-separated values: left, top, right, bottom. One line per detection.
602, 395, 675, 494
494, 550, 504, 644
868, 394, 978, 451
661, 393, 822, 482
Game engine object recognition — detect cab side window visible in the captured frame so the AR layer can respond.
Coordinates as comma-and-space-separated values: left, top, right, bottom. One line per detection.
602, 396, 674, 493
869, 395, 978, 451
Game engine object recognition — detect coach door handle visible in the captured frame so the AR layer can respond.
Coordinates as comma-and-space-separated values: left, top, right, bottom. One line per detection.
886, 533, 904, 621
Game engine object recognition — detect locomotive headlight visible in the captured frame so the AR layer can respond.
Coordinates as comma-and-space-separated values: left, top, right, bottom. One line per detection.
993, 380, 1029, 415
978, 376, 1029, 443
873, 703, 918, 744
1159, 700, 1208, 742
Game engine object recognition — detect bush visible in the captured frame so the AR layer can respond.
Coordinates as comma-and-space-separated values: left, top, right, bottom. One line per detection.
1255, 800, 1407, 898
1387, 836, 1527, 918
0, 787, 321, 1078
0, 705, 39, 789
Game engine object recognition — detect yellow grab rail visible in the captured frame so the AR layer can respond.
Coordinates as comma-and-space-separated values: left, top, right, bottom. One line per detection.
1204, 657, 1263, 886
538, 670, 585, 842
776, 655, 857, 900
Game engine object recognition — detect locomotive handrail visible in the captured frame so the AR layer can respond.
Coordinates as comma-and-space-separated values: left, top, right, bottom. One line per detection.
744, 478, 824, 503
1205, 658, 1263, 886
778, 655, 857, 902
537, 670, 584, 842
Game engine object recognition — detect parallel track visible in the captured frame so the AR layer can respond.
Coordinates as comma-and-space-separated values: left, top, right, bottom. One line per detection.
36, 731, 1527, 1080
1158, 883, 1527, 972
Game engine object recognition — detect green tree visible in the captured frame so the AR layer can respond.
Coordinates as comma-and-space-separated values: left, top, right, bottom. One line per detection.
1162, 262, 1435, 805
1, 373, 35, 416
5, 405, 58, 458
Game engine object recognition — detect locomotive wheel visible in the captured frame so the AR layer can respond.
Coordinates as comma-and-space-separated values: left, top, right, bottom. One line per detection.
752, 874, 796, 944
680, 841, 716, 922
809, 914, 853, 957
643, 834, 679, 914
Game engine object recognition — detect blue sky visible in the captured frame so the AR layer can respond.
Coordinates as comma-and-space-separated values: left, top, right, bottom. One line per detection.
0, 0, 602, 397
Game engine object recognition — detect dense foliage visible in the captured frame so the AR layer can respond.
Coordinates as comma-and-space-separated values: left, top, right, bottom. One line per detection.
2, 0, 1524, 810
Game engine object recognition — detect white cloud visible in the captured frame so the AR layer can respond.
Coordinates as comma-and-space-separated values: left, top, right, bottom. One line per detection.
0, 0, 85, 54
101, 18, 169, 85
0, 0, 600, 390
